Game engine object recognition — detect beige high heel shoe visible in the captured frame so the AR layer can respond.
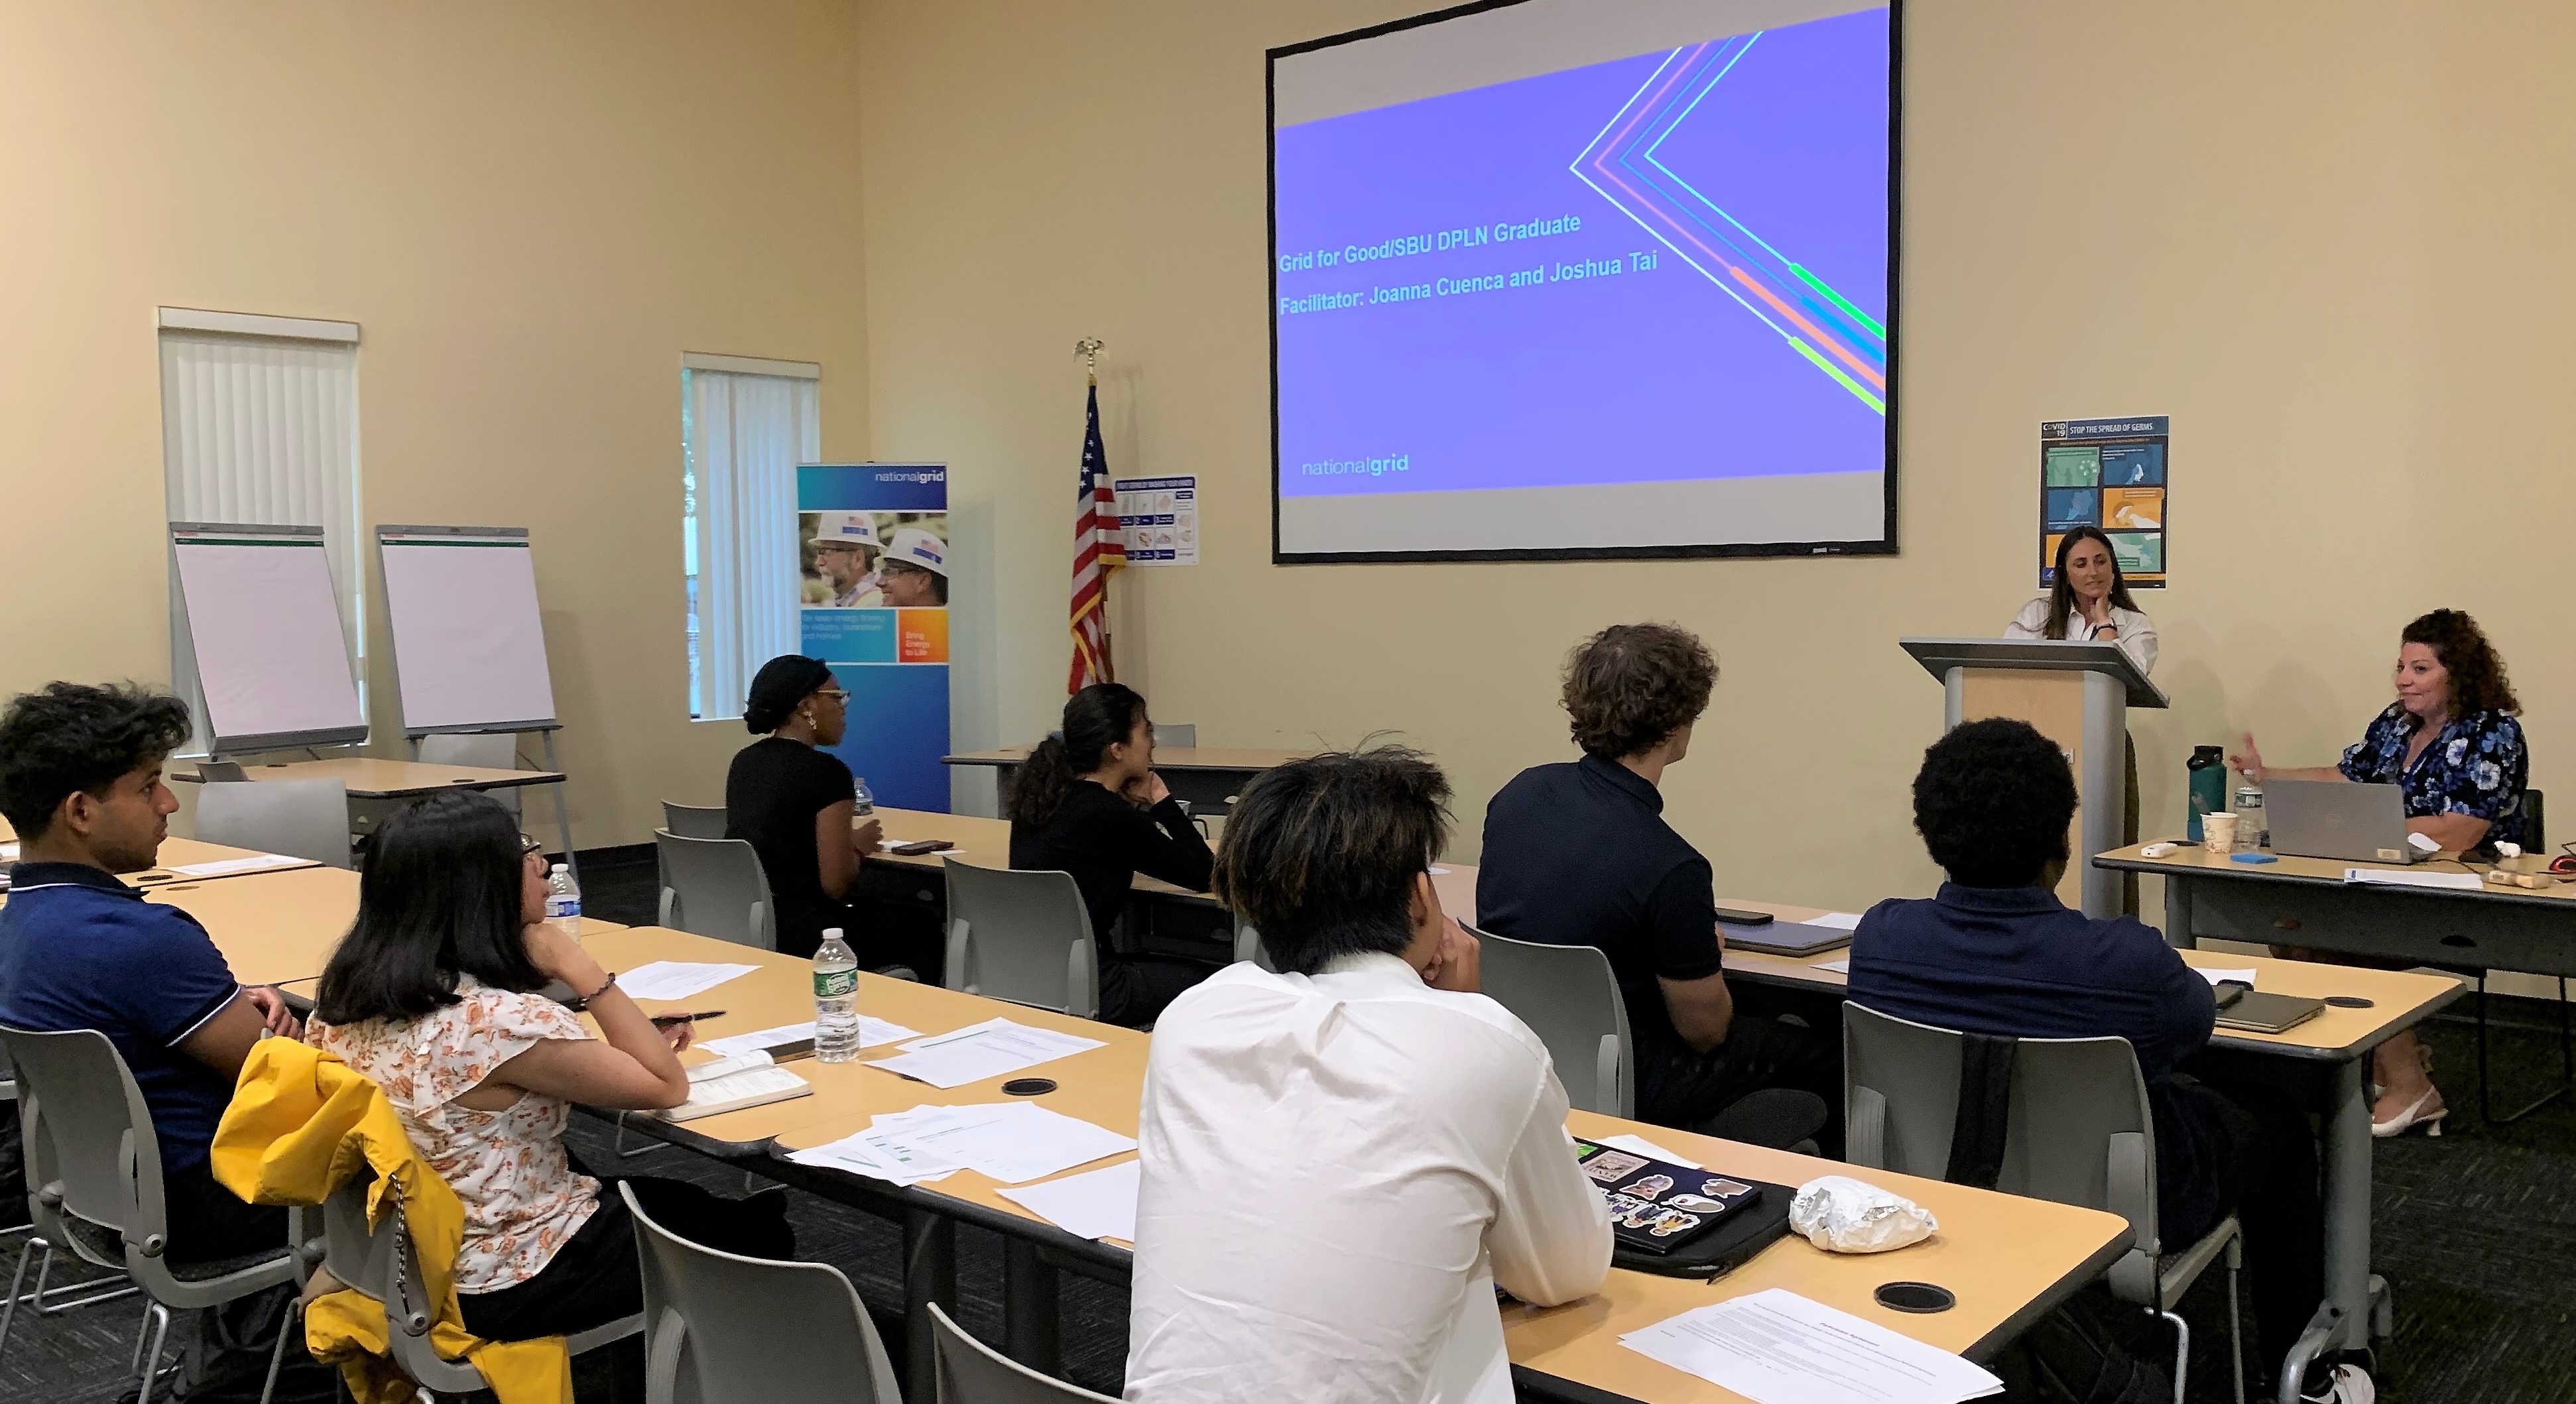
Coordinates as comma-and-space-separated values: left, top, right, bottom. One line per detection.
2372, 1045, 2445, 1138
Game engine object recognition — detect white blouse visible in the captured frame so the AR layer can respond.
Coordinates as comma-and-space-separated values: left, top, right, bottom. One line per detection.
2005, 596, 2158, 677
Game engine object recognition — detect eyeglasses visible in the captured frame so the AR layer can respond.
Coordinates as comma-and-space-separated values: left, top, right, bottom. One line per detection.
814, 689, 851, 704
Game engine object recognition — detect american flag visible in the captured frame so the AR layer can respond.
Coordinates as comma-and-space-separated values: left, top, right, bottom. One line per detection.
1068, 380, 1125, 691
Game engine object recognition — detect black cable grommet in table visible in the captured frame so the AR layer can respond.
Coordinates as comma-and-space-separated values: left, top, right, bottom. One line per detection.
1874, 1281, 1955, 1313
1001, 1078, 1058, 1096
2324, 996, 2376, 1009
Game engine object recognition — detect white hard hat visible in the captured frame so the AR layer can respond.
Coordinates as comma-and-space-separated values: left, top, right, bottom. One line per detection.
812, 512, 880, 548
884, 527, 947, 576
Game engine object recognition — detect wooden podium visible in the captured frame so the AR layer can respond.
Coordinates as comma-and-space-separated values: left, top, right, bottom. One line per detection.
1900, 638, 2168, 917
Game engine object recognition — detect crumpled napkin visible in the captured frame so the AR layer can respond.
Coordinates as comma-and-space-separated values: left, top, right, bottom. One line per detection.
1789, 1175, 1939, 1253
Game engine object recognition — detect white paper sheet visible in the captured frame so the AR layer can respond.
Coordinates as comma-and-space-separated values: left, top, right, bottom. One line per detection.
169, 852, 306, 878
0, 843, 17, 861
2194, 967, 2257, 987
1808, 912, 1865, 931
868, 1018, 1107, 1088
1621, 1289, 2003, 1404
619, 961, 760, 1000
700, 1018, 916, 1059
2345, 868, 2482, 891
1593, 1134, 1703, 1169
1815, 959, 1852, 974
874, 1102, 1137, 1184
787, 1127, 965, 1187
999, 1160, 1141, 1242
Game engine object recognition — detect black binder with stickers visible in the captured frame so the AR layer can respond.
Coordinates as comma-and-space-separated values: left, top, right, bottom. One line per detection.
1573, 1138, 1795, 1280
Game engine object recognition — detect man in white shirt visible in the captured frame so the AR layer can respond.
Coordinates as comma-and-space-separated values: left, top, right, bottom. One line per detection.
1125, 746, 1613, 1404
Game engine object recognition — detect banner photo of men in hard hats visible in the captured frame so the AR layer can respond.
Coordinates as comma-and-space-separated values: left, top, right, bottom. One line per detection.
796, 463, 951, 810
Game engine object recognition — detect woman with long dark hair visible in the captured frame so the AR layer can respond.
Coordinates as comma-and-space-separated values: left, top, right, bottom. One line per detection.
1007, 683, 1217, 1027
2233, 609, 2531, 1137
308, 792, 790, 1397
2004, 525, 2158, 676
723, 654, 886, 962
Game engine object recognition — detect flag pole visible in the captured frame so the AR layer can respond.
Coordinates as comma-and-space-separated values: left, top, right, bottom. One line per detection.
1075, 336, 1103, 387
1070, 337, 1118, 690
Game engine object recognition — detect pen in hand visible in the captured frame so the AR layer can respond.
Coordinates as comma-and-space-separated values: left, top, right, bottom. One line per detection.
649, 1010, 726, 1027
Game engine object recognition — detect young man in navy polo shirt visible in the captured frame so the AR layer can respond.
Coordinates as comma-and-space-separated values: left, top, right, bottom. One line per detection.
1849, 718, 2361, 1404
0, 682, 302, 1263
1477, 623, 1837, 1147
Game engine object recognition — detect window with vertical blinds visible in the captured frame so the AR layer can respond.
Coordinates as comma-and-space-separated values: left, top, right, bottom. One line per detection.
682, 357, 820, 722
157, 310, 365, 753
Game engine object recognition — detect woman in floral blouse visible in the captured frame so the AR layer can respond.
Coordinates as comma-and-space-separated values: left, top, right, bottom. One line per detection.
2232, 609, 2530, 1138
309, 792, 791, 1398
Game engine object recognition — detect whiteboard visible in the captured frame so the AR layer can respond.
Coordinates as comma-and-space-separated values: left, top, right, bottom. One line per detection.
170, 524, 369, 752
375, 525, 559, 733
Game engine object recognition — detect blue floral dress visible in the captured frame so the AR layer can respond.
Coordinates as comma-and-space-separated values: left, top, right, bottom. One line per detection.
2337, 704, 2529, 847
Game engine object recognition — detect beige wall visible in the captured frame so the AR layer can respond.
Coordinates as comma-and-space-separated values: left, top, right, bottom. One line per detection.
859, 0, 2576, 915
0, 1, 873, 847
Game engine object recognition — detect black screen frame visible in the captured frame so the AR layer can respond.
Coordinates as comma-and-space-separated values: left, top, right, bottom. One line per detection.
1266, 0, 1904, 565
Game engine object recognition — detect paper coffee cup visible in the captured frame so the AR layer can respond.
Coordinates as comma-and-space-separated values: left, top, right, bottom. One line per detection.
2203, 811, 2238, 854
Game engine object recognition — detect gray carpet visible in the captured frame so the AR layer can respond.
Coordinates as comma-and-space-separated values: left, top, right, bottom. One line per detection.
8, 847, 2573, 1401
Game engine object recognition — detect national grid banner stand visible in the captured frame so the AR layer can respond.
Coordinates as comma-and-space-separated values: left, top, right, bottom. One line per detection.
796, 463, 951, 811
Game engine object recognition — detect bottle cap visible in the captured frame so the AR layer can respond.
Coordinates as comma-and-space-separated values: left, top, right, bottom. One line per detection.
822, 927, 843, 940
550, 863, 568, 874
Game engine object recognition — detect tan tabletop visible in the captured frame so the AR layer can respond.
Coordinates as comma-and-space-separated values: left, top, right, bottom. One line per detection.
1, 839, 317, 907
0, 813, 14, 842
174, 757, 564, 797
943, 746, 1308, 774
1710, 895, 2461, 1060
582, 927, 1148, 1153
137, 864, 621, 988
2097, 838, 2576, 904
1505, 1111, 2129, 1389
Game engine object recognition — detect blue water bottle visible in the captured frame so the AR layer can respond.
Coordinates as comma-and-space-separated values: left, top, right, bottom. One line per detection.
2185, 746, 2227, 843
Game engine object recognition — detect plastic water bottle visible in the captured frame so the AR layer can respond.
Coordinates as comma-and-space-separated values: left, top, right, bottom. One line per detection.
851, 776, 876, 820
814, 927, 861, 1063
2235, 785, 2267, 850
544, 864, 582, 934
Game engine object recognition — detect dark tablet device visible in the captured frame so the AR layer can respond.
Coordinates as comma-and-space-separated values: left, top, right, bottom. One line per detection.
2213, 984, 2325, 1034
1713, 907, 1774, 926
1721, 920, 1853, 957
889, 839, 954, 856
1573, 1139, 1760, 1256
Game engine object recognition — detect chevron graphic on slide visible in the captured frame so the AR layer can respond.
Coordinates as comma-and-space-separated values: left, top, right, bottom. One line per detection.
1571, 32, 1888, 414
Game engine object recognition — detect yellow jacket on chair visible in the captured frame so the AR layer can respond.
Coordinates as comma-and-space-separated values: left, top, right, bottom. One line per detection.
211, 1037, 572, 1404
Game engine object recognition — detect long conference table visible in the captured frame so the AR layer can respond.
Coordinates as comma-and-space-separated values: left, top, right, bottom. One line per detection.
143, 847, 2134, 1404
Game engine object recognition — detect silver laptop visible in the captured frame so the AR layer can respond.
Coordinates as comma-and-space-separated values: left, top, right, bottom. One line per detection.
2263, 778, 2418, 864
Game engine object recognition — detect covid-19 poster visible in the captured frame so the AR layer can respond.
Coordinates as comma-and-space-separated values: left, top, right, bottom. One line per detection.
796, 463, 950, 811
2040, 417, 2168, 589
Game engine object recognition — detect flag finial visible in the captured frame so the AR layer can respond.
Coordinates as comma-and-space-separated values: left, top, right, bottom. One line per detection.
1074, 337, 1105, 386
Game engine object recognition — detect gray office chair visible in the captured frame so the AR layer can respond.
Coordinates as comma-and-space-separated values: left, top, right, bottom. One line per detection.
662, 801, 731, 840
653, 831, 776, 950
0, 1049, 139, 1371
942, 858, 1098, 1021
1148, 723, 1197, 750
322, 1172, 635, 1401
1843, 1004, 2243, 1404
194, 761, 249, 782
194, 777, 353, 869
0, 1025, 309, 1404
929, 1301, 1118, 1404
419, 733, 521, 819
620, 1181, 898, 1404
1472, 926, 1634, 1118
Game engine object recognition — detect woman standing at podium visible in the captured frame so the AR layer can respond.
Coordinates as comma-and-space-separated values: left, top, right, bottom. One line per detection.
2005, 526, 2158, 909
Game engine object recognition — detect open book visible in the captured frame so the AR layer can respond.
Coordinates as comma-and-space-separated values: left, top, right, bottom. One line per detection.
660, 1053, 814, 1122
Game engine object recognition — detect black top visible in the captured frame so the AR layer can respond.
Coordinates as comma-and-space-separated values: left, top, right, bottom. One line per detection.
1476, 756, 1724, 1067
1009, 781, 1214, 947
724, 736, 853, 959
1846, 883, 2222, 1238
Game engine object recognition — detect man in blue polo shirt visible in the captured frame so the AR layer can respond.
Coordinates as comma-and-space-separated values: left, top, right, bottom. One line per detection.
1478, 623, 1836, 1147
1849, 718, 2360, 1404
0, 682, 301, 1263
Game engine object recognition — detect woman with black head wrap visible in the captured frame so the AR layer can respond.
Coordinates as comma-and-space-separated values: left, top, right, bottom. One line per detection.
721, 654, 889, 962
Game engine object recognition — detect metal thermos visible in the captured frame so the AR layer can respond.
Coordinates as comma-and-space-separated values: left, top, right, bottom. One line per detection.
2187, 745, 2228, 843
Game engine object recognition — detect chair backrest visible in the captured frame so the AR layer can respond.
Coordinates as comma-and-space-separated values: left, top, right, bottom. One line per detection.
654, 831, 776, 951
320, 1173, 493, 1393
623, 1182, 899, 1404
942, 858, 1098, 1020
194, 777, 353, 869
929, 1301, 1117, 1404
420, 734, 521, 817
0, 1025, 170, 1262
2524, 788, 2547, 853
195, 760, 250, 782
1471, 927, 1634, 1117
1231, 920, 1274, 972
1149, 723, 1197, 750
1843, 1002, 2159, 1267
662, 801, 731, 841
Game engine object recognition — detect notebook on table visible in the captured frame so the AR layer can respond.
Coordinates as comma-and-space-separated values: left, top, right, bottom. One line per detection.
1573, 1138, 1764, 1256
2212, 983, 2325, 1034
1719, 919, 1853, 957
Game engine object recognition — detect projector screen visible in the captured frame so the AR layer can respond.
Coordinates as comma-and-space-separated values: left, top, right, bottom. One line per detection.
1269, 0, 1898, 561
